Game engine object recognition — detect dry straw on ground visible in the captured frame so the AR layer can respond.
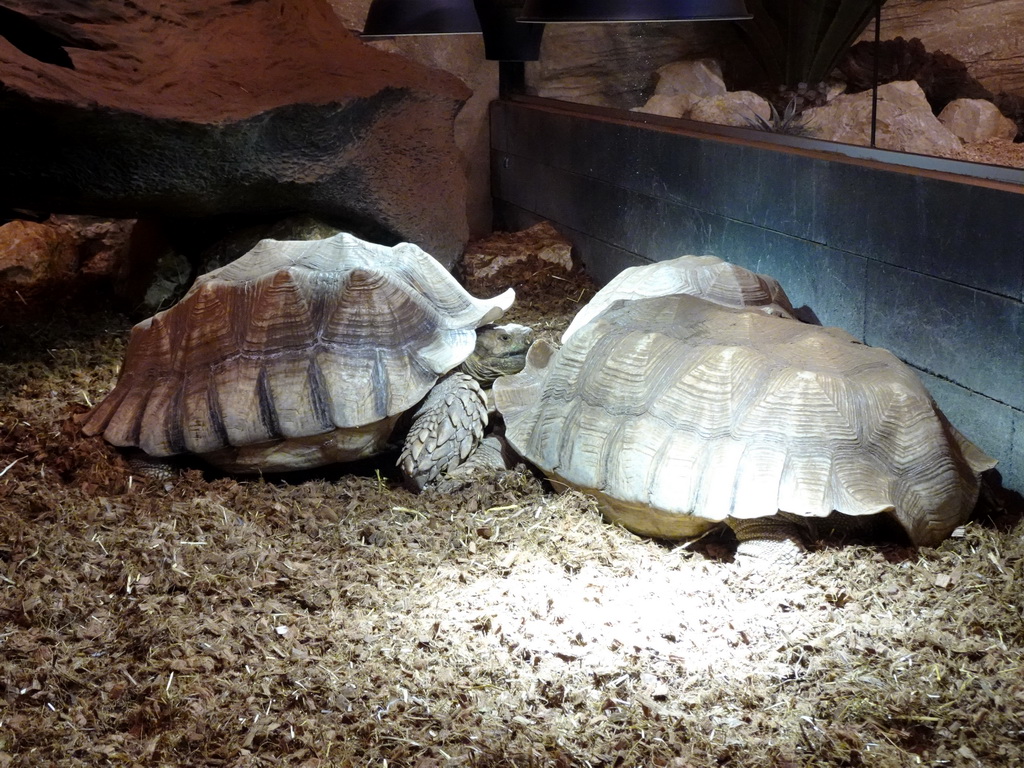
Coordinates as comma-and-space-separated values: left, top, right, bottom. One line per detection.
1, 258, 1023, 768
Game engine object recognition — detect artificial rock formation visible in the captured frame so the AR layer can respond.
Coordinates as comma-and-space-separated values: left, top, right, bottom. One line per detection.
653, 59, 727, 100
865, 0, 1024, 97
0, 0, 472, 266
839, 37, 993, 113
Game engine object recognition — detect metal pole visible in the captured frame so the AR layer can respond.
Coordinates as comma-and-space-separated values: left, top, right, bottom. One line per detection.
870, 0, 881, 147
499, 61, 526, 97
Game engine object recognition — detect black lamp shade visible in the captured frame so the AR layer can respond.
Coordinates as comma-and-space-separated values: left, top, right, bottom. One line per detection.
518, 0, 752, 22
362, 0, 482, 36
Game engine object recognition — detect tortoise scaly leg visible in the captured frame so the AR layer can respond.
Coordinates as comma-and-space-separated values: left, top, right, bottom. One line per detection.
431, 430, 523, 493
729, 514, 807, 564
123, 449, 181, 492
399, 372, 488, 492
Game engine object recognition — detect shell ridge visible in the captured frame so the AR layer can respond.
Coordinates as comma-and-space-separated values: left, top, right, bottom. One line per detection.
371, 348, 393, 421
206, 374, 231, 449
87, 377, 141, 444
550, 399, 589, 484
239, 268, 319, 356
492, 340, 555, 458
728, 441, 788, 519
137, 375, 188, 456
733, 367, 861, 447
80, 374, 132, 438
163, 383, 187, 455
306, 357, 335, 431
647, 428, 697, 515
562, 256, 795, 342
691, 435, 742, 521
577, 330, 664, 418
824, 446, 901, 518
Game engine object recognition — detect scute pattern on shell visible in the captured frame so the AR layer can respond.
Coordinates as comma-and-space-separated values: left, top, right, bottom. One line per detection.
561, 255, 796, 343
495, 294, 995, 547
82, 233, 513, 462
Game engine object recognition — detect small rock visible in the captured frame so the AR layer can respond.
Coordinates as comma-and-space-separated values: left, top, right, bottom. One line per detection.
0, 219, 83, 321
939, 98, 1018, 143
0, 219, 77, 287
0, 216, 163, 320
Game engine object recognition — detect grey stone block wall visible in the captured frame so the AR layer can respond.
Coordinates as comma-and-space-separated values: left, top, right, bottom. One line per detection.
491, 99, 1024, 491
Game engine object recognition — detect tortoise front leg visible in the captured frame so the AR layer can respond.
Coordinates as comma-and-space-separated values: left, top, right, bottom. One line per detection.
398, 372, 488, 492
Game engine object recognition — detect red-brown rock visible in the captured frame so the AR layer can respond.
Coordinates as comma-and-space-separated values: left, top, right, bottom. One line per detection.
0, 215, 159, 321
0, 0, 472, 266
460, 221, 575, 299
0, 219, 77, 288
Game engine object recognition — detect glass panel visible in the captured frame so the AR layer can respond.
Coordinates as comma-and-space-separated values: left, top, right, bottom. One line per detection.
522, 3, 1024, 171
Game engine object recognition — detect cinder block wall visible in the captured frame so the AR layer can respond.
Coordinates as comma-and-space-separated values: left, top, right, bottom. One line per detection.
491, 98, 1024, 492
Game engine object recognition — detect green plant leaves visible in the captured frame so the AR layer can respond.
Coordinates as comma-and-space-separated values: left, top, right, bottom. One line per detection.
737, 0, 887, 89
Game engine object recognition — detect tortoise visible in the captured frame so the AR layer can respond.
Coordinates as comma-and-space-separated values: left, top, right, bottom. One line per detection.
493, 292, 995, 560
561, 254, 797, 343
81, 232, 533, 489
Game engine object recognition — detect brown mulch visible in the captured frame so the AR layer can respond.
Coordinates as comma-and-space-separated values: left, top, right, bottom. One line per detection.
2, 261, 1023, 768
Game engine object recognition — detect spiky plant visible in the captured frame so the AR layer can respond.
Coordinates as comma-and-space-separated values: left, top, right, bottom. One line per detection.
736, 0, 887, 91
744, 98, 814, 137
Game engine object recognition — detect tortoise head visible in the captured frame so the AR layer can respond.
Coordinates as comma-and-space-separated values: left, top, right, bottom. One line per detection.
461, 323, 534, 386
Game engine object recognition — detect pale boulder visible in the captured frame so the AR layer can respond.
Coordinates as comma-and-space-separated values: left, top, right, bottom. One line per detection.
805, 80, 962, 155
632, 94, 694, 118
689, 91, 772, 128
653, 59, 727, 100
939, 99, 1018, 143
634, 59, 728, 118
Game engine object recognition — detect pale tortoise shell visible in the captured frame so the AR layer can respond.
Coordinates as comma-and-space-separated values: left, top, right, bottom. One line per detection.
82, 233, 512, 471
561, 254, 796, 343
494, 293, 995, 547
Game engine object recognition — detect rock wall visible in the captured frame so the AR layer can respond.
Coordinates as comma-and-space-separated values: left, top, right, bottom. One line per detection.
329, 0, 499, 238
870, 0, 1024, 96
0, 0, 475, 265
